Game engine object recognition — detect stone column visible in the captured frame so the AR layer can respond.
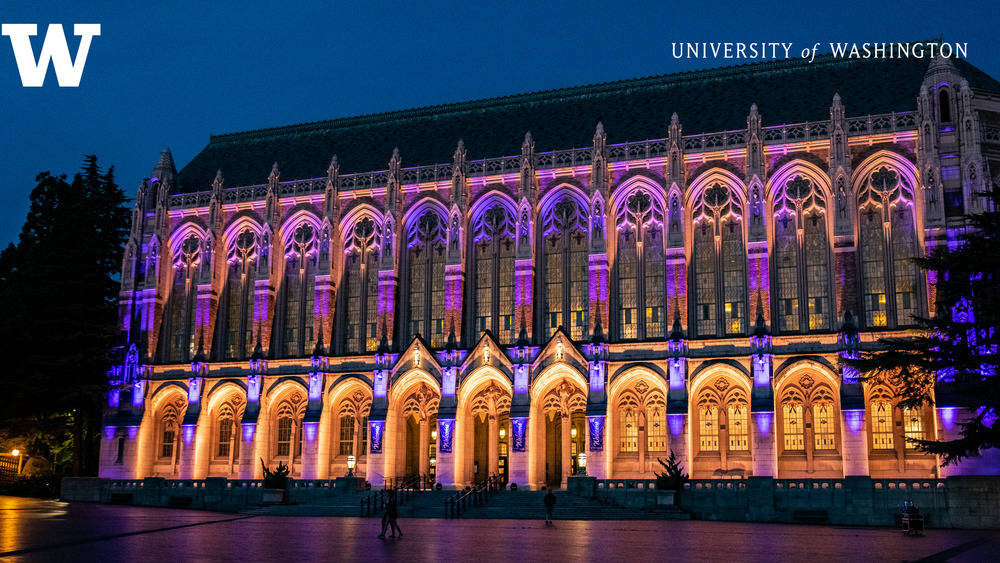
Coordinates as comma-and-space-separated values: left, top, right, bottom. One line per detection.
299, 421, 320, 479
509, 416, 529, 487
488, 414, 499, 476
751, 411, 776, 477
419, 417, 430, 478
560, 412, 571, 485
238, 422, 256, 479
841, 409, 869, 476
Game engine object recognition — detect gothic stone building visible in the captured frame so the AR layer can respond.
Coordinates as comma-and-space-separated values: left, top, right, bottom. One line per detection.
101, 55, 1000, 489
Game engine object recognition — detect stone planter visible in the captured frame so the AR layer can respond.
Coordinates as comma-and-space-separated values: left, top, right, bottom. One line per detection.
261, 488, 286, 504
655, 490, 676, 506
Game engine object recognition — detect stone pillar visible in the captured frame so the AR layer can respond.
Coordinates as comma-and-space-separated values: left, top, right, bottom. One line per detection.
586, 415, 606, 478
668, 413, 689, 473
177, 424, 197, 479
238, 422, 257, 479
752, 411, 776, 477
560, 412, 571, 486
435, 418, 455, 488
509, 416, 529, 487
299, 421, 320, 479
841, 409, 869, 476
488, 415, 499, 476
419, 417, 430, 477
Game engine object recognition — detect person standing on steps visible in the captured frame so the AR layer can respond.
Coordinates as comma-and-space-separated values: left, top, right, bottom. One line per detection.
378, 489, 403, 538
543, 488, 557, 525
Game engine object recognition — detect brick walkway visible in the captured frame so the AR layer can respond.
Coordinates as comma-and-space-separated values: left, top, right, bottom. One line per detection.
2, 496, 998, 562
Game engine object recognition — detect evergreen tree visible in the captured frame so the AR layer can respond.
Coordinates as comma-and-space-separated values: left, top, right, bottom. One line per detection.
846, 188, 1000, 465
0, 156, 129, 476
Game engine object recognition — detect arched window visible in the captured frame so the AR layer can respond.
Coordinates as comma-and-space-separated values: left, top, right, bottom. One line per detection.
782, 404, 804, 451
891, 205, 919, 325
858, 166, 920, 328
471, 203, 516, 343
813, 403, 836, 450
166, 234, 201, 362
772, 175, 831, 333
939, 89, 952, 123
272, 393, 305, 461
541, 195, 589, 340
156, 396, 185, 463
337, 390, 372, 459
406, 210, 447, 347
615, 189, 666, 340
222, 228, 257, 359
217, 418, 235, 458
160, 424, 177, 459
870, 399, 894, 449
620, 409, 638, 453
341, 217, 380, 353
698, 406, 719, 451
692, 182, 747, 337
903, 407, 924, 446
276, 417, 294, 456
727, 404, 749, 451
281, 223, 317, 356
214, 396, 244, 460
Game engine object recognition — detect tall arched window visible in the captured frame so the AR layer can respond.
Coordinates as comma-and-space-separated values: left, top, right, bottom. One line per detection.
778, 378, 839, 457
615, 380, 665, 458
166, 234, 201, 362
781, 404, 804, 450
222, 228, 257, 359
272, 392, 305, 462
406, 209, 447, 347
615, 189, 666, 340
471, 202, 516, 343
155, 396, 186, 470
939, 89, 952, 123
620, 410, 638, 452
698, 406, 719, 451
694, 379, 748, 458
337, 390, 371, 460
541, 195, 589, 340
727, 404, 749, 451
281, 223, 317, 356
858, 165, 920, 328
213, 395, 244, 462
341, 217, 380, 353
771, 175, 832, 332
870, 399, 894, 450
692, 182, 747, 337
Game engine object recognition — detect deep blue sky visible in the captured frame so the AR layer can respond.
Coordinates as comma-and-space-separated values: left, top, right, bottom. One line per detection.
1, 0, 996, 246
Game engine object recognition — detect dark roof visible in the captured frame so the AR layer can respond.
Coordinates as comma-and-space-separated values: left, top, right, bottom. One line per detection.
176, 55, 1000, 193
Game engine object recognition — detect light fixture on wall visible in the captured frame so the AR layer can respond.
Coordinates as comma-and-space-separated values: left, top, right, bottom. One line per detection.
577, 452, 587, 476
431, 429, 438, 441
347, 454, 356, 477
499, 427, 506, 439
571, 427, 577, 439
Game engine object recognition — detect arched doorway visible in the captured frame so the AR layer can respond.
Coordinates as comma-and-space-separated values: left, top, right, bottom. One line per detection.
397, 382, 439, 482
467, 382, 511, 484
535, 380, 586, 488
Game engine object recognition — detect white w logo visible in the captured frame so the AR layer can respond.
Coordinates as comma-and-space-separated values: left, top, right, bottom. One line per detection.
2, 23, 101, 87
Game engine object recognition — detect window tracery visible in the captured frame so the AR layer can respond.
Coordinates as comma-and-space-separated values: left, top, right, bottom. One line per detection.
692, 182, 747, 337
542, 195, 589, 340
615, 189, 666, 340
282, 222, 318, 356
471, 202, 516, 343
406, 209, 448, 347
342, 216, 380, 352
223, 228, 258, 359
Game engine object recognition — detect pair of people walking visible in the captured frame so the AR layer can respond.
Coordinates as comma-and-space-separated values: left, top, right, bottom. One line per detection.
378, 489, 402, 538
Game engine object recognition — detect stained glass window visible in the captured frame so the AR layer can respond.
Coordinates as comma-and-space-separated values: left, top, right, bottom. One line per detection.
167, 234, 200, 362
871, 400, 894, 449
727, 404, 749, 451
721, 220, 746, 334
339, 415, 355, 456
472, 204, 516, 344
224, 229, 257, 359
804, 214, 831, 331
774, 214, 799, 332
644, 225, 666, 339
283, 223, 317, 357
782, 404, 804, 450
406, 211, 447, 346
699, 407, 719, 452
813, 404, 836, 450
647, 408, 666, 452
276, 417, 293, 457
620, 410, 638, 453
217, 418, 233, 458
694, 221, 717, 337
903, 407, 923, 446
861, 209, 888, 327
618, 228, 638, 339
891, 206, 919, 326
543, 197, 589, 340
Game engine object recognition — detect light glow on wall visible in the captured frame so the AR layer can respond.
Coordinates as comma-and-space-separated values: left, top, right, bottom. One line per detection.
514, 365, 529, 394
108, 389, 121, 408
754, 411, 773, 436
303, 421, 318, 443
668, 413, 685, 437
669, 358, 685, 390
127, 425, 139, 440
132, 380, 145, 407
308, 373, 322, 400
939, 407, 958, 430
242, 422, 256, 442
247, 374, 260, 402
104, 426, 117, 441
844, 409, 864, 434
182, 424, 196, 445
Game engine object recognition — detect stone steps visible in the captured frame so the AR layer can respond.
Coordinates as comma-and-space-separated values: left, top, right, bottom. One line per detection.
458, 491, 690, 520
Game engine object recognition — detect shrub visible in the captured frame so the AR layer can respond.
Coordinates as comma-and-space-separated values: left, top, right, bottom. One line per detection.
260, 458, 290, 490
654, 450, 689, 491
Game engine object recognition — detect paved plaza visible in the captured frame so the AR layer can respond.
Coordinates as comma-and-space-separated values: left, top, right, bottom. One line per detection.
2, 496, 998, 562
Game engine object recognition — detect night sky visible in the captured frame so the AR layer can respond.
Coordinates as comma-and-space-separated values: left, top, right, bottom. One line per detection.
0, 0, 996, 246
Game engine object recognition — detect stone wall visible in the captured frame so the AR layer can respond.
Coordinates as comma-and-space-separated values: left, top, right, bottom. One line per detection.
586, 476, 1000, 528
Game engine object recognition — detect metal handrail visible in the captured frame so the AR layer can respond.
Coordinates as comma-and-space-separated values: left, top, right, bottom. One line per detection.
444, 474, 502, 518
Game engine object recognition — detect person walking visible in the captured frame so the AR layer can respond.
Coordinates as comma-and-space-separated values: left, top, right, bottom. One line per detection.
378, 489, 403, 538
543, 488, 557, 525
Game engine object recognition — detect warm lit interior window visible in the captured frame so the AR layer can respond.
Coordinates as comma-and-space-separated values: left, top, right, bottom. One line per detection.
782, 404, 804, 451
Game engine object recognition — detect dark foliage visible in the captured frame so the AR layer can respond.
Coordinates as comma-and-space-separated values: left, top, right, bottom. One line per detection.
0, 156, 129, 476
261, 459, 290, 490
654, 450, 689, 491
845, 188, 1000, 465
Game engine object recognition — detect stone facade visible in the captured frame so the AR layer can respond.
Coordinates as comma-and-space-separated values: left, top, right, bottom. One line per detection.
100, 56, 1000, 489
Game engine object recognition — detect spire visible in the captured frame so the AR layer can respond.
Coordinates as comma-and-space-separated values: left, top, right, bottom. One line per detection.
268, 162, 280, 183
669, 303, 684, 340
151, 148, 176, 182
520, 132, 535, 201
212, 169, 224, 190
312, 323, 327, 356
325, 155, 340, 221
192, 330, 207, 363
752, 292, 769, 337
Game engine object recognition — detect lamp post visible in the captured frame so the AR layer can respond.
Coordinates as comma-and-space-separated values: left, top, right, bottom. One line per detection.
346, 455, 356, 478
576, 452, 587, 476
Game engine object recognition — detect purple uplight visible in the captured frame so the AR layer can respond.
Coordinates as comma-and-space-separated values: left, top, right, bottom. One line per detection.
127, 425, 139, 440
668, 413, 685, 436
108, 389, 121, 408
104, 426, 117, 441
303, 421, 319, 443
754, 412, 773, 436
669, 358, 685, 390
589, 361, 605, 393
939, 407, 958, 430
514, 365, 529, 394
182, 424, 196, 445
132, 380, 145, 407
308, 373, 322, 401
242, 423, 256, 442
844, 409, 864, 434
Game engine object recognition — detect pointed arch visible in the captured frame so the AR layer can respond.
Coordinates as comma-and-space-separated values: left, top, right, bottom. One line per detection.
537, 184, 590, 341
401, 198, 449, 347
